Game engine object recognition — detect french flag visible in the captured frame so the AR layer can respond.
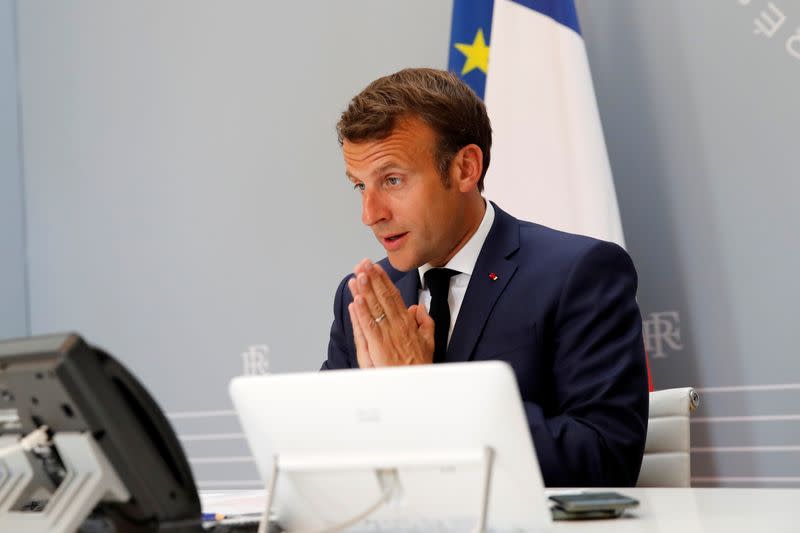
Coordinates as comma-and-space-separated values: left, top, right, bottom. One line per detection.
449, 0, 625, 247
450, 0, 654, 389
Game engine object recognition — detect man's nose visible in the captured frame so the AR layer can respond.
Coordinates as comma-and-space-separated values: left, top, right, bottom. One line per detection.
361, 190, 390, 227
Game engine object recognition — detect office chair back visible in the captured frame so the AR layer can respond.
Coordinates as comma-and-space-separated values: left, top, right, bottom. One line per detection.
637, 387, 700, 487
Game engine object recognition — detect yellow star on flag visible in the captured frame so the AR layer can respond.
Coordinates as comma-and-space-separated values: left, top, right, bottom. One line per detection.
454, 28, 490, 75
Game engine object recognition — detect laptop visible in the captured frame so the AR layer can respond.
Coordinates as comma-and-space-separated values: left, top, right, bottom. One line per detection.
230, 361, 551, 532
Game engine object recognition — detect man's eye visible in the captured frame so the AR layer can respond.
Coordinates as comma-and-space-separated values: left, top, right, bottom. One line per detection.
352, 182, 365, 192
386, 176, 401, 186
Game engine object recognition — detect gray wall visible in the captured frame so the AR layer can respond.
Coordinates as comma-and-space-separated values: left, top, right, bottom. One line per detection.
14, 0, 451, 488
6, 0, 799, 488
0, 0, 27, 340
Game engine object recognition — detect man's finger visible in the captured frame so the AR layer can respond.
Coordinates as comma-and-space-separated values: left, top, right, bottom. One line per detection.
365, 263, 417, 354
349, 302, 372, 368
353, 258, 371, 278
401, 304, 434, 364
347, 277, 360, 299
354, 294, 383, 336
350, 259, 369, 301
415, 303, 435, 346
407, 305, 418, 325
367, 263, 409, 325
356, 270, 390, 324
353, 294, 389, 366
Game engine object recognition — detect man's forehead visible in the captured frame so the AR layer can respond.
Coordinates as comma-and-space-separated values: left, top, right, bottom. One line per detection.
343, 118, 435, 169
342, 137, 409, 163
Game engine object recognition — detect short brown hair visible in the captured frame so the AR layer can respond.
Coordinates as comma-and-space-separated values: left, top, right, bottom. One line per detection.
337, 68, 492, 191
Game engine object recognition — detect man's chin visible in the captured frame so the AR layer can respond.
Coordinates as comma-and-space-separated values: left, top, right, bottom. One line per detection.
385, 252, 421, 273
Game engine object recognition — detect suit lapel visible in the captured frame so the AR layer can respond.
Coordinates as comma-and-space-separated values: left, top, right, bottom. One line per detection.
395, 269, 421, 308
446, 203, 520, 363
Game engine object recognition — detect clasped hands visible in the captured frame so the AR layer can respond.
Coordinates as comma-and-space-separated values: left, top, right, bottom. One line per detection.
347, 259, 435, 368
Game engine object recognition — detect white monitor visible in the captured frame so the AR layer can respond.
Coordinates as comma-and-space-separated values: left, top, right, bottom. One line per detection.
230, 361, 550, 532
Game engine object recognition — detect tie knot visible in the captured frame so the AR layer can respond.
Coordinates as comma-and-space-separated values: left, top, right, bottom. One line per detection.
424, 268, 459, 295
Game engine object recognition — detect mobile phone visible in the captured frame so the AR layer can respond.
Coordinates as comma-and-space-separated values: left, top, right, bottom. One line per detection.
548, 491, 639, 513
550, 506, 624, 521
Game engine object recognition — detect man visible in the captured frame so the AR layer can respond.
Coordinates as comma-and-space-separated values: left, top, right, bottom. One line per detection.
321, 68, 649, 487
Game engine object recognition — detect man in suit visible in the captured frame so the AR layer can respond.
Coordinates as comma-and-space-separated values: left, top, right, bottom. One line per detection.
321, 68, 649, 487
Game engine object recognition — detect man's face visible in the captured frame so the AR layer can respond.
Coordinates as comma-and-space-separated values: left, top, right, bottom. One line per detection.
343, 116, 471, 271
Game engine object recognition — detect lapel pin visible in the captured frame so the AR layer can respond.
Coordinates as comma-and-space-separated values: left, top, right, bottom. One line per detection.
489, 272, 498, 281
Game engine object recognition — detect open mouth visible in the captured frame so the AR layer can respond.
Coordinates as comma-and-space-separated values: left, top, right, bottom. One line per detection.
381, 232, 408, 250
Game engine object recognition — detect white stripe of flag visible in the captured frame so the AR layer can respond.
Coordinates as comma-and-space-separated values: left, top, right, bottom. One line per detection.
484, 1, 625, 247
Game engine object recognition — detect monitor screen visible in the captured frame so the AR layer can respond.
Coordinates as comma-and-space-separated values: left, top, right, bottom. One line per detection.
0, 333, 202, 532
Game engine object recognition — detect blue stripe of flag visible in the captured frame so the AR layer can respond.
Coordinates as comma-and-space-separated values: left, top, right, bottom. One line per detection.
448, 0, 494, 99
510, 0, 581, 35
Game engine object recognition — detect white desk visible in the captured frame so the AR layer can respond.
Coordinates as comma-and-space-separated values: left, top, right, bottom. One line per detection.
547, 487, 798, 532
202, 487, 800, 532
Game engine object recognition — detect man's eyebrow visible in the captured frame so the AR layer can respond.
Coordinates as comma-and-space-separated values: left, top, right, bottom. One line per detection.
345, 164, 401, 181
375, 163, 404, 175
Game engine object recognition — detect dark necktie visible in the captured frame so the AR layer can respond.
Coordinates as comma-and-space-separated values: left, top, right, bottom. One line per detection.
424, 268, 458, 364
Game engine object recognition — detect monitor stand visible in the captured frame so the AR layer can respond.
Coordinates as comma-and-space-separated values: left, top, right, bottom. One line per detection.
0, 432, 130, 533
259, 446, 495, 533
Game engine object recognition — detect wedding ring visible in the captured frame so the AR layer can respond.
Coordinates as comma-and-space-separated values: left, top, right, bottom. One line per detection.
374, 313, 386, 324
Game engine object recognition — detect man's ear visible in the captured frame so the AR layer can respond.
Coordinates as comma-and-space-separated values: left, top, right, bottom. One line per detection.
451, 144, 483, 193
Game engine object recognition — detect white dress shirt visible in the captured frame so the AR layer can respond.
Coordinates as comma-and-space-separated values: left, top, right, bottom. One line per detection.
417, 200, 495, 345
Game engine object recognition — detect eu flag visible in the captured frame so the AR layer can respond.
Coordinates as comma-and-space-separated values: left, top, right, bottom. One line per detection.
448, 0, 494, 99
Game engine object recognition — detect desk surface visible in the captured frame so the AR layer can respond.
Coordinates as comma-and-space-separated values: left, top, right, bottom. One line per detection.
547, 487, 797, 532
202, 487, 800, 532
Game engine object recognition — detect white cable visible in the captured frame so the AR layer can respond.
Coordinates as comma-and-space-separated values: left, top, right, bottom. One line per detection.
293, 479, 394, 533
262, 468, 397, 533
0, 425, 50, 459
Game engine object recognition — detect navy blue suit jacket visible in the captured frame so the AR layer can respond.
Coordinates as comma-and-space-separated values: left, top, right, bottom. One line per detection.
322, 203, 649, 487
